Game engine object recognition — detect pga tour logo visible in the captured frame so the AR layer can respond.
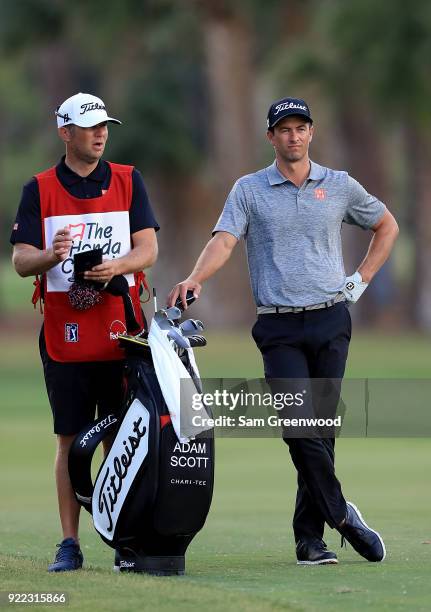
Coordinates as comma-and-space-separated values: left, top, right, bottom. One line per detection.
65, 323, 79, 342
92, 399, 150, 540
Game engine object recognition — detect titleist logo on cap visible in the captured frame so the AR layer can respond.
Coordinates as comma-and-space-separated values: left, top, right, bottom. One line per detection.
274, 102, 308, 116
80, 102, 106, 115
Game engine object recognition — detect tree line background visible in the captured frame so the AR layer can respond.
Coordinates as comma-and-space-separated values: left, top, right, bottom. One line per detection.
1, 0, 430, 331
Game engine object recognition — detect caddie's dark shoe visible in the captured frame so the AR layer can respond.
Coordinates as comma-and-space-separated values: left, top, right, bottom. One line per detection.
296, 538, 338, 565
48, 537, 83, 572
339, 501, 386, 562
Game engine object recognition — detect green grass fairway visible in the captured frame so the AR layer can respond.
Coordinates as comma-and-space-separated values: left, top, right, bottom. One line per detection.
0, 328, 430, 611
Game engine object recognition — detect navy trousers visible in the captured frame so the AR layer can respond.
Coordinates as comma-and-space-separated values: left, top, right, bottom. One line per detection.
252, 302, 351, 542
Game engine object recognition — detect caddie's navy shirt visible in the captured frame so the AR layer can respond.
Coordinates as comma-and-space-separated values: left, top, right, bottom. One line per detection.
10, 156, 159, 248
213, 160, 386, 307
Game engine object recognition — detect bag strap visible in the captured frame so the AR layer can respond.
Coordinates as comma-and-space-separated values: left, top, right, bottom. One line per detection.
68, 414, 119, 514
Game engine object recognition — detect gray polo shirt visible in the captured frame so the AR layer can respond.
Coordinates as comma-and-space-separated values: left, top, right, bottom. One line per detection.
213, 160, 386, 307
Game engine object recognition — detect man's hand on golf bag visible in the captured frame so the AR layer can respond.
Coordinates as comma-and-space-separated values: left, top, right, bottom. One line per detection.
168, 278, 201, 310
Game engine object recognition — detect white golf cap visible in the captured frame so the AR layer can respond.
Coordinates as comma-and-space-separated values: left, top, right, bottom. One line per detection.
55, 92, 122, 128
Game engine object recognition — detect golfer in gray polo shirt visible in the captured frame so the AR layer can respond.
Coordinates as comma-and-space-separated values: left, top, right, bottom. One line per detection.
168, 97, 399, 566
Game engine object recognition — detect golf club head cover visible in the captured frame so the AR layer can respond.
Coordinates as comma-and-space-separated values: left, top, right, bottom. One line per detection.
105, 275, 141, 333
68, 250, 110, 311
68, 282, 102, 311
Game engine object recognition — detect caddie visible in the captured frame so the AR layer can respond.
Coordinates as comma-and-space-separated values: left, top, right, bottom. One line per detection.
10, 92, 159, 572
168, 96, 399, 565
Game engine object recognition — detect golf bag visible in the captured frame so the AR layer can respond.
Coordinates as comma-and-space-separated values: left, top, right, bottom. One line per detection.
68, 284, 214, 575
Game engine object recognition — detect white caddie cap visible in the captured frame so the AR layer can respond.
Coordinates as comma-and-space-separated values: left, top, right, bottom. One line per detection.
55, 92, 122, 128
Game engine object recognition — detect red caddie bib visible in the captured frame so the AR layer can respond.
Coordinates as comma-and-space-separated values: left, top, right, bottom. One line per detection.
37, 162, 144, 362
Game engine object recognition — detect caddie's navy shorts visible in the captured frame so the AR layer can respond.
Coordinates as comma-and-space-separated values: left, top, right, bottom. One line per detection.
39, 327, 125, 435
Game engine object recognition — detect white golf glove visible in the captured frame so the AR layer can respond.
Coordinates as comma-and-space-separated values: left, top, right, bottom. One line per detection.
342, 271, 368, 303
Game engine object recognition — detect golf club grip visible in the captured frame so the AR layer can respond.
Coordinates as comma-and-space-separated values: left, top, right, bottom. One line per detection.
174, 290, 196, 312
188, 335, 207, 348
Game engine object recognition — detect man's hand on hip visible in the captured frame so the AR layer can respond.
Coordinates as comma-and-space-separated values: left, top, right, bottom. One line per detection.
342, 271, 368, 303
